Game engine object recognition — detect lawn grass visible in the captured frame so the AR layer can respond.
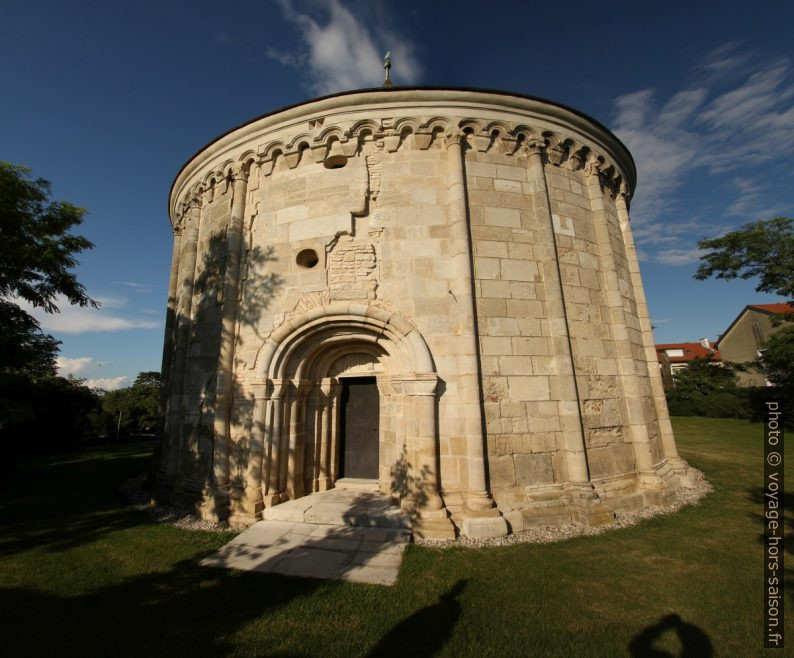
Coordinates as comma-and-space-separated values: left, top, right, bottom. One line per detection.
0, 418, 790, 657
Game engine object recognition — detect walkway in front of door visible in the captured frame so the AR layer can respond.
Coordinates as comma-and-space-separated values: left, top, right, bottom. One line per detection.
201, 488, 411, 586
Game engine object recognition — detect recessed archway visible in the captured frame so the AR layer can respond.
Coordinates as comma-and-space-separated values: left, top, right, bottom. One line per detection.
245, 303, 446, 524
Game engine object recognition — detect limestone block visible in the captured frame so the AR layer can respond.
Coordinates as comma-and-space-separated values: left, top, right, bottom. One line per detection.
514, 453, 554, 485
484, 206, 521, 228
508, 376, 550, 401
490, 455, 516, 486
500, 259, 538, 283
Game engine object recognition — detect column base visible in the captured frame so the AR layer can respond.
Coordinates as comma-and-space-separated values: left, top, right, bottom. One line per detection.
460, 508, 509, 539
564, 482, 615, 527
197, 484, 231, 523
413, 516, 457, 541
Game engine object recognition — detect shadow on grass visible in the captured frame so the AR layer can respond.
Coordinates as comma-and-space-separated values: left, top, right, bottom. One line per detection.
366, 580, 466, 657
628, 614, 713, 657
0, 559, 316, 657
0, 442, 155, 556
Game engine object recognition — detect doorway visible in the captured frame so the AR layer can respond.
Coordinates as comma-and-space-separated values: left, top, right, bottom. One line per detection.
338, 376, 379, 479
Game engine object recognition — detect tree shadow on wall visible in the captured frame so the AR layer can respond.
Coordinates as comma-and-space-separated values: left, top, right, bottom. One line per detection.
159, 228, 283, 521
389, 445, 431, 521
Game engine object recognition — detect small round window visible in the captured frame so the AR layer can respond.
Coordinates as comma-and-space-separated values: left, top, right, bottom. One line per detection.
296, 248, 319, 269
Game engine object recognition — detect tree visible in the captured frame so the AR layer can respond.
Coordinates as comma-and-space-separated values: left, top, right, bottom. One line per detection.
665, 358, 750, 419
757, 325, 794, 389
0, 161, 97, 373
99, 372, 161, 437
694, 217, 794, 301
671, 357, 738, 396
0, 162, 98, 458
694, 217, 794, 403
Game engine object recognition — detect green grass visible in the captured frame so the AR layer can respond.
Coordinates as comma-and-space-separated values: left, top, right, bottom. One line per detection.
0, 418, 790, 657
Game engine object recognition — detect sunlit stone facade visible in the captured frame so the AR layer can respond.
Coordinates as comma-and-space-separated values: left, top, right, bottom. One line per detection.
157, 88, 697, 538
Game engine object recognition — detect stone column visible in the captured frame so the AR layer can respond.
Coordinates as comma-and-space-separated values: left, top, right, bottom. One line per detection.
525, 139, 591, 484
406, 375, 456, 540
286, 379, 311, 499
446, 131, 505, 532
262, 379, 287, 506
155, 219, 183, 480
328, 382, 341, 483
160, 223, 183, 410
317, 378, 335, 491
240, 381, 270, 519
277, 383, 292, 499
615, 188, 683, 467
165, 194, 202, 481
584, 160, 659, 480
212, 164, 249, 492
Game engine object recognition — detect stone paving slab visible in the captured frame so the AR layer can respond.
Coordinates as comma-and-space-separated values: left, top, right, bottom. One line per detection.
201, 520, 410, 586
263, 490, 410, 529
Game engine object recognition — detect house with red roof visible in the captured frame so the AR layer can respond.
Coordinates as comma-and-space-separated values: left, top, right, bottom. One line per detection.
715, 303, 794, 386
654, 339, 721, 388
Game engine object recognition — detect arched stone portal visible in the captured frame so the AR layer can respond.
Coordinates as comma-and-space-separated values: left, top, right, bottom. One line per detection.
242, 302, 455, 538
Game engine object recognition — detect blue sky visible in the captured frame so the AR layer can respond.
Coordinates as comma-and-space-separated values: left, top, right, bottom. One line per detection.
2, 0, 792, 389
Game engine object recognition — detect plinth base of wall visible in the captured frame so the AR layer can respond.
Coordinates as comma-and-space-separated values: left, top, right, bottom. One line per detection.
460, 511, 509, 539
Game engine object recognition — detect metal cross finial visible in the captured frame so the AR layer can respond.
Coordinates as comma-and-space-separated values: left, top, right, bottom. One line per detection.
383, 51, 393, 88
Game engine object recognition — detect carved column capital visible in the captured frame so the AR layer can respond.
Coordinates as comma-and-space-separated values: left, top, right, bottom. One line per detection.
231, 163, 250, 183
546, 142, 566, 166
400, 374, 439, 397
443, 129, 464, 149
524, 137, 545, 157
584, 157, 602, 179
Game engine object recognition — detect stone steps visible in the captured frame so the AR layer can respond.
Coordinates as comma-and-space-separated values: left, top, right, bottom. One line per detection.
262, 489, 411, 529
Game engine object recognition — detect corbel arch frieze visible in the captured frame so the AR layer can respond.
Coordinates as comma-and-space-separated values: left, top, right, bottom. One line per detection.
174, 114, 632, 218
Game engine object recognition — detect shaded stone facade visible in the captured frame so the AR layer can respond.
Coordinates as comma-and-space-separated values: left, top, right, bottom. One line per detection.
157, 88, 697, 539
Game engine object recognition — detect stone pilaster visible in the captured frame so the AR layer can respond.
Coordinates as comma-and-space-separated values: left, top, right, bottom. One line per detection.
446, 130, 507, 538
525, 139, 590, 484
155, 220, 183, 481
615, 188, 695, 487
584, 160, 665, 498
404, 375, 457, 540
212, 165, 249, 493
165, 194, 202, 482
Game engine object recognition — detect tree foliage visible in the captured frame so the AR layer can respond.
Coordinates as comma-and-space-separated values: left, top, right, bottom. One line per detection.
671, 357, 738, 396
695, 217, 794, 403
694, 217, 794, 301
0, 162, 99, 457
98, 372, 161, 437
0, 161, 96, 312
758, 325, 794, 390
0, 161, 97, 375
665, 358, 751, 419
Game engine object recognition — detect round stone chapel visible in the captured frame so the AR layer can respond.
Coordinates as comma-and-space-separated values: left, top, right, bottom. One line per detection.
157, 87, 697, 539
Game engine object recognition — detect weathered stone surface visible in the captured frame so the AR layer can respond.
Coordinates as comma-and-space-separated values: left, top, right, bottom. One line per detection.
160, 88, 693, 542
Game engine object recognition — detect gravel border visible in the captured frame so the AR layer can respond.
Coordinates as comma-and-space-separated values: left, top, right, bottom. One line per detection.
120, 468, 712, 544
119, 473, 231, 533
416, 468, 713, 548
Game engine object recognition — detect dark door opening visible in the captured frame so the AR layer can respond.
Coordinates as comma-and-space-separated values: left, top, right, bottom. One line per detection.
339, 376, 379, 479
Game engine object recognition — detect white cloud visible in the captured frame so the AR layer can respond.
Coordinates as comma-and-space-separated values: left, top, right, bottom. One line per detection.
270, 0, 422, 94
56, 356, 94, 377
17, 295, 160, 334
85, 376, 128, 391
614, 45, 794, 262
113, 281, 157, 294
655, 248, 705, 266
